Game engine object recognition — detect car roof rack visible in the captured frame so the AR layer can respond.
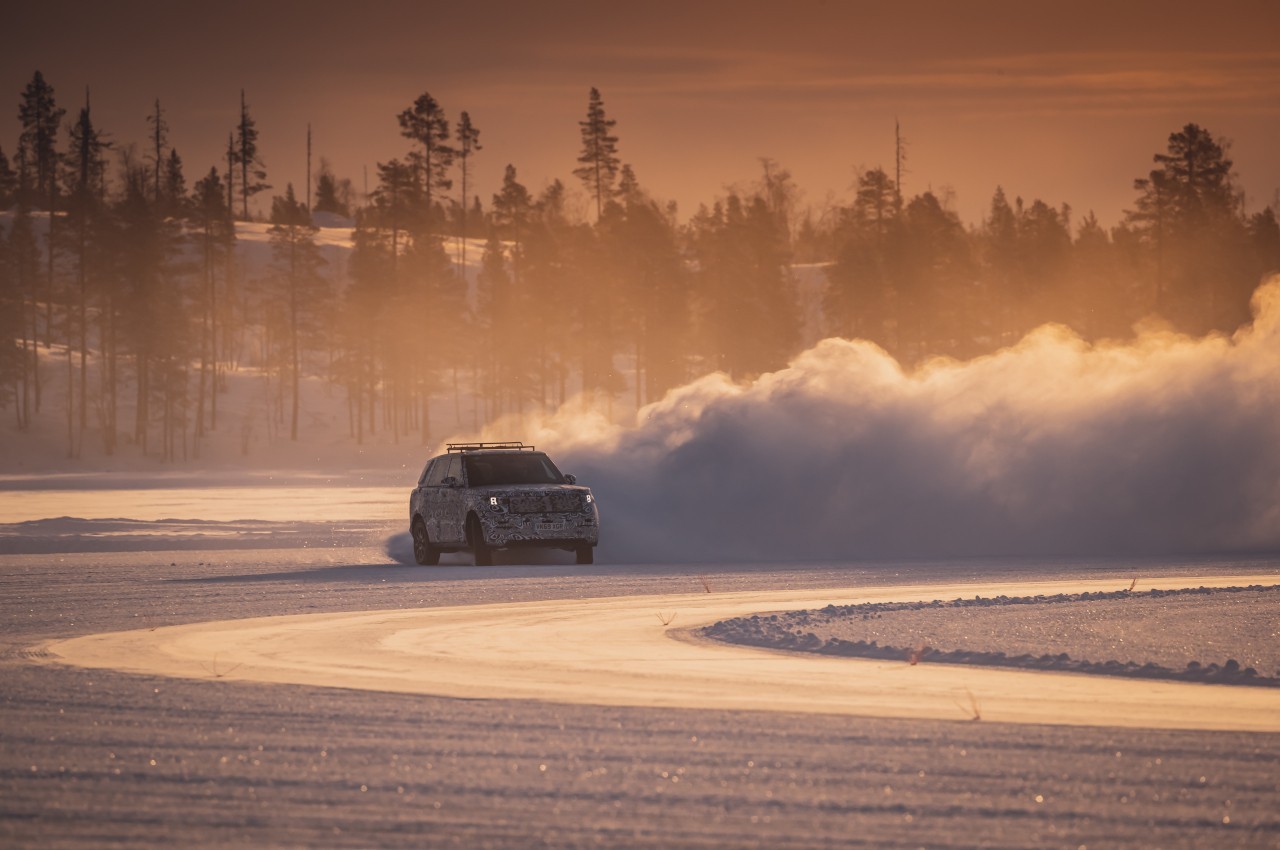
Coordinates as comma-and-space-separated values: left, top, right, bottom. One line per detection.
446, 441, 535, 453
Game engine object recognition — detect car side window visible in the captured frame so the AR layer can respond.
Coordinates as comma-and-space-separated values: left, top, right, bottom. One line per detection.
423, 458, 447, 487
444, 455, 462, 483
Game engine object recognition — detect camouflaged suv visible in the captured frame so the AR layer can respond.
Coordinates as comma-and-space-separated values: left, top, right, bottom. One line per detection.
409, 442, 600, 566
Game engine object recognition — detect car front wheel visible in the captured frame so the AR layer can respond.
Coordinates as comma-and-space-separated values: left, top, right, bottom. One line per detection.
411, 519, 439, 566
575, 545, 594, 565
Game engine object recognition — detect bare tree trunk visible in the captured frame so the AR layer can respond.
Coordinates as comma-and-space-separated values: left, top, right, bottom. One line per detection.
366, 376, 374, 438
65, 327, 74, 458
459, 156, 469, 278
211, 247, 222, 430
135, 354, 148, 454
348, 385, 356, 440
102, 291, 117, 455
289, 241, 300, 442
43, 217, 54, 350
420, 393, 429, 447
78, 222, 88, 435
31, 305, 41, 413
163, 364, 172, 462
18, 333, 30, 430
18, 287, 31, 429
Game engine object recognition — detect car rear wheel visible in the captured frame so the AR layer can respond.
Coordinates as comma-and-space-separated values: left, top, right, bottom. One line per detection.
468, 515, 493, 567
575, 545, 594, 565
411, 518, 439, 566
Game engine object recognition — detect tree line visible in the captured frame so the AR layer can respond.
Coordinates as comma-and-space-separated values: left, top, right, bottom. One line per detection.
1, 69, 1278, 461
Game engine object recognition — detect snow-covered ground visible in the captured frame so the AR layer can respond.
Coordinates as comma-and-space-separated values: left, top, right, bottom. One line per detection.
704, 584, 1280, 685
4, 544, 1279, 848
47, 573, 1280, 731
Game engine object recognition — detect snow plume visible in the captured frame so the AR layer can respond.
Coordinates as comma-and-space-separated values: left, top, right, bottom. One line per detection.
475, 278, 1280, 563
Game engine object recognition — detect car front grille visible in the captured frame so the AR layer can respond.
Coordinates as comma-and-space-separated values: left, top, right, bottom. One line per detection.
509, 493, 583, 514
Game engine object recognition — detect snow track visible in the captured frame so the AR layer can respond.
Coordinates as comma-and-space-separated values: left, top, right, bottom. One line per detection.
45, 574, 1280, 732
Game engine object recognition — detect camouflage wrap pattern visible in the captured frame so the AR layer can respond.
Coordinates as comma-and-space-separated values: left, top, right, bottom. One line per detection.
411, 481, 599, 550
472, 486, 600, 547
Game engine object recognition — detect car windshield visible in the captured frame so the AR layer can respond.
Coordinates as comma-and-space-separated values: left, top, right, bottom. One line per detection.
464, 453, 565, 486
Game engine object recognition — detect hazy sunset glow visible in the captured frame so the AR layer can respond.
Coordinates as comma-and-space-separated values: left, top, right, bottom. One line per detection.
5, 5, 1280, 844
4, 1, 1278, 224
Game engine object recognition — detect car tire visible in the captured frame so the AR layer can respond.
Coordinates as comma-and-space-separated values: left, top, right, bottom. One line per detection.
468, 515, 493, 567
411, 518, 439, 566
575, 545, 594, 565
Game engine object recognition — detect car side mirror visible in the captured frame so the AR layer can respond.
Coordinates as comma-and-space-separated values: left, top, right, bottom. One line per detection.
564, 474, 577, 484
441, 476, 459, 487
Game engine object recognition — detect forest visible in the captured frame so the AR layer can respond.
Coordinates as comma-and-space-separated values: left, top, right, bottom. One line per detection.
1, 70, 1279, 462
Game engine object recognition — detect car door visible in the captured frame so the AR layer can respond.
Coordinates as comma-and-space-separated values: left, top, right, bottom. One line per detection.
419, 458, 447, 540
412, 461, 433, 528
438, 454, 468, 544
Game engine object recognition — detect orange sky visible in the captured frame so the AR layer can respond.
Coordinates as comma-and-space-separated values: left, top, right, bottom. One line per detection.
4, 0, 1279, 227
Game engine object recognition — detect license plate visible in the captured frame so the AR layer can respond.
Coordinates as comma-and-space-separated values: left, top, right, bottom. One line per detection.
535, 521, 564, 532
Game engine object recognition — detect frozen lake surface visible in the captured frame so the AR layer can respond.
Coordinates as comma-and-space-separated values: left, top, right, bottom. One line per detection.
2, 480, 1279, 847
0, 473, 406, 523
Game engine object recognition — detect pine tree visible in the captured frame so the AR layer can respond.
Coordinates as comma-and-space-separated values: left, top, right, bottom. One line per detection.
267, 184, 327, 441
0, 146, 17, 208
758, 158, 798, 246
825, 168, 899, 345
981, 186, 1020, 343
600, 178, 688, 407
1073, 211, 1131, 340
225, 132, 236, 214
146, 98, 168, 206
475, 231, 512, 416
343, 207, 396, 441
491, 164, 532, 259
369, 159, 420, 441
454, 111, 481, 275
313, 158, 351, 216
1017, 198, 1073, 330
1127, 123, 1248, 332
0, 202, 21, 415
17, 71, 64, 208
1249, 207, 1280, 278
235, 90, 270, 220
372, 159, 418, 284
398, 92, 453, 234
688, 193, 799, 379
7, 201, 41, 427
61, 93, 111, 448
191, 167, 233, 444
18, 71, 65, 352
616, 164, 640, 205
163, 149, 187, 214
897, 192, 973, 360
115, 160, 187, 458
573, 88, 620, 220
894, 118, 908, 211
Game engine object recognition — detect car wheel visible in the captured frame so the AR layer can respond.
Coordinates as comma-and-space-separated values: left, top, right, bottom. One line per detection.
575, 545, 594, 565
411, 518, 439, 566
468, 515, 492, 567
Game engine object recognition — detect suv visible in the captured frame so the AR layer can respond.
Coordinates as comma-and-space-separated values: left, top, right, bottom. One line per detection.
409, 442, 600, 566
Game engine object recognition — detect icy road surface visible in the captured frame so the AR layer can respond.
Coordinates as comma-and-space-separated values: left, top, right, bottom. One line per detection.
46, 575, 1280, 732
5, 548, 1280, 848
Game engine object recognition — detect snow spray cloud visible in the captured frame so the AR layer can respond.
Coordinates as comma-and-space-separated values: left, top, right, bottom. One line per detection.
464, 278, 1280, 563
